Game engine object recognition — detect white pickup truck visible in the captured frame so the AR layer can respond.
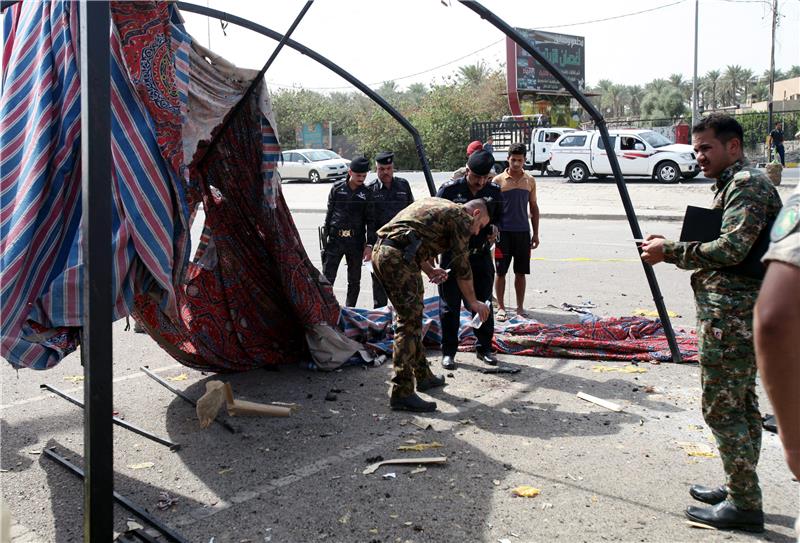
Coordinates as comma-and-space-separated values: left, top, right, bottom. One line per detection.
548, 128, 699, 183
471, 120, 574, 173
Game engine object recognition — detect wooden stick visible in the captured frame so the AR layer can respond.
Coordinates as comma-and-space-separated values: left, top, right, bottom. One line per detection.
223, 383, 292, 417
577, 391, 623, 412
363, 456, 447, 475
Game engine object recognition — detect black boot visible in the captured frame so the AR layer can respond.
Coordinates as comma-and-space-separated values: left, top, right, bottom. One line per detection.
685, 501, 764, 532
390, 393, 437, 413
416, 374, 446, 392
476, 351, 499, 366
689, 484, 728, 505
441, 355, 456, 370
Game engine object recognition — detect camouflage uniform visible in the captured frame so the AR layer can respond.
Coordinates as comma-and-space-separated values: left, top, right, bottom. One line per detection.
763, 183, 800, 267
372, 198, 473, 399
663, 160, 783, 511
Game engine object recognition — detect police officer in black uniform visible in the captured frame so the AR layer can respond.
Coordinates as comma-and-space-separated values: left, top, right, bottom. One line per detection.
322, 156, 374, 307
436, 149, 503, 369
366, 151, 415, 308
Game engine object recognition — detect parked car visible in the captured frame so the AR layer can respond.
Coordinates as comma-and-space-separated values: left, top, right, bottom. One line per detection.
278, 149, 350, 183
548, 129, 700, 183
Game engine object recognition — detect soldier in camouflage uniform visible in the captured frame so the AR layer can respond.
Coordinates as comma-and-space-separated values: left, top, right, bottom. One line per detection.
372, 198, 491, 412
754, 182, 800, 528
641, 114, 782, 532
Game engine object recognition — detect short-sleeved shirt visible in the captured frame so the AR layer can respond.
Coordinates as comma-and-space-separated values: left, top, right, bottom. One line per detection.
769, 128, 784, 145
493, 169, 536, 232
376, 198, 473, 280
763, 183, 800, 268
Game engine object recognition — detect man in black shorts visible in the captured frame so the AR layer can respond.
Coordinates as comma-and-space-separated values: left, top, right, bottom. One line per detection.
493, 143, 540, 321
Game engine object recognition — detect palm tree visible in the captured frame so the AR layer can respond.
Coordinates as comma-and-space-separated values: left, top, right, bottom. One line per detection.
668, 73, 691, 101
701, 70, 721, 110
457, 62, 489, 86
721, 65, 745, 106
645, 78, 669, 95
739, 68, 755, 103
627, 85, 644, 117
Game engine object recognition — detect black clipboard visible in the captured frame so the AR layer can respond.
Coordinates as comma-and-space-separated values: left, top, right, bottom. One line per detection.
679, 205, 771, 279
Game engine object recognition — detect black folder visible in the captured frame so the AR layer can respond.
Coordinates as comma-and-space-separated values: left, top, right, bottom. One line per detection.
679, 205, 771, 279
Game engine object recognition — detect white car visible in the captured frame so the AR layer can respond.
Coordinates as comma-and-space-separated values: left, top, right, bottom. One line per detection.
278, 149, 350, 183
548, 129, 699, 183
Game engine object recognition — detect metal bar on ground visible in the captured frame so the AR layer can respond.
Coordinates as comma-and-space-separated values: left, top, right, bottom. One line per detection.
40, 385, 180, 451
175, 1, 437, 195
79, 1, 114, 540
140, 366, 237, 433
459, 0, 682, 363
43, 448, 190, 543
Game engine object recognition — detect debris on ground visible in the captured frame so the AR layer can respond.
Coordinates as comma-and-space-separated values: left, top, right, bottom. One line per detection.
126, 462, 155, 470
591, 364, 647, 374
633, 308, 680, 318
197, 381, 227, 429
512, 485, 541, 498
677, 442, 717, 458
363, 456, 447, 475
156, 491, 179, 510
410, 467, 427, 475
397, 442, 443, 452
167, 373, 189, 382
224, 383, 292, 418
63, 375, 84, 384
382, 472, 397, 479
325, 391, 338, 401
577, 392, 623, 412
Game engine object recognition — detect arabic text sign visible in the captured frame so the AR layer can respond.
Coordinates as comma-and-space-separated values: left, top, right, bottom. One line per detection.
513, 29, 585, 93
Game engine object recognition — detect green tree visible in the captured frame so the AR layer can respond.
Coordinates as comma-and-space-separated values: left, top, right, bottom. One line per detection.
457, 61, 490, 86
701, 70, 721, 110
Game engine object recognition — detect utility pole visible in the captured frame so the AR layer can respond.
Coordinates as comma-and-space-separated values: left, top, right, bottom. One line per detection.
767, 0, 777, 133
691, 0, 699, 128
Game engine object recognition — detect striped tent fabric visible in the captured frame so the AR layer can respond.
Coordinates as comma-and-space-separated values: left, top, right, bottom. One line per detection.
1, 1, 339, 371
1, 1, 187, 369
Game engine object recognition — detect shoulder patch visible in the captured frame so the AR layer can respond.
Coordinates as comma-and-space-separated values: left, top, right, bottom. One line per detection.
770, 193, 800, 242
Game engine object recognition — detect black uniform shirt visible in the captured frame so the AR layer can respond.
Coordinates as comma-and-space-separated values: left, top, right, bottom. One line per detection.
770, 128, 784, 145
436, 177, 502, 251
366, 176, 414, 245
324, 180, 373, 242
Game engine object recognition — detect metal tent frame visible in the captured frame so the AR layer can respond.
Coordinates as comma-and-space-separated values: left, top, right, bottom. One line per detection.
0, 0, 682, 539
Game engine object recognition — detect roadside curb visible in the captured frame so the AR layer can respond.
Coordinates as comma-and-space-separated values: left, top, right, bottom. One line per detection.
289, 208, 685, 222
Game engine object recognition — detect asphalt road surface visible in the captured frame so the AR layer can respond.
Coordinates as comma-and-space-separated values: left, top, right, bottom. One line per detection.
2, 182, 798, 542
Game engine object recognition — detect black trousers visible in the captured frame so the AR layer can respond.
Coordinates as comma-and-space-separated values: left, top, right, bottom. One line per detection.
323, 240, 362, 307
372, 273, 388, 308
438, 251, 495, 357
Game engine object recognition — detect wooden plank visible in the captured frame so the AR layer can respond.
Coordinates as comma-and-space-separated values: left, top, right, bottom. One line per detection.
577, 392, 623, 412
363, 456, 447, 475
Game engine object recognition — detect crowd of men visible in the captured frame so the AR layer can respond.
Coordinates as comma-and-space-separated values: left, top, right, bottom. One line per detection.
321, 113, 799, 534
321, 142, 539, 376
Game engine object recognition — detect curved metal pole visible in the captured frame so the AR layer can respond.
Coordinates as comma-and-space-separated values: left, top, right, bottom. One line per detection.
460, 0, 682, 363
176, 2, 437, 196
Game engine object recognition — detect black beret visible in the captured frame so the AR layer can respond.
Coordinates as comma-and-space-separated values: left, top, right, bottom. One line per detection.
349, 156, 370, 173
375, 151, 394, 165
467, 149, 495, 176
